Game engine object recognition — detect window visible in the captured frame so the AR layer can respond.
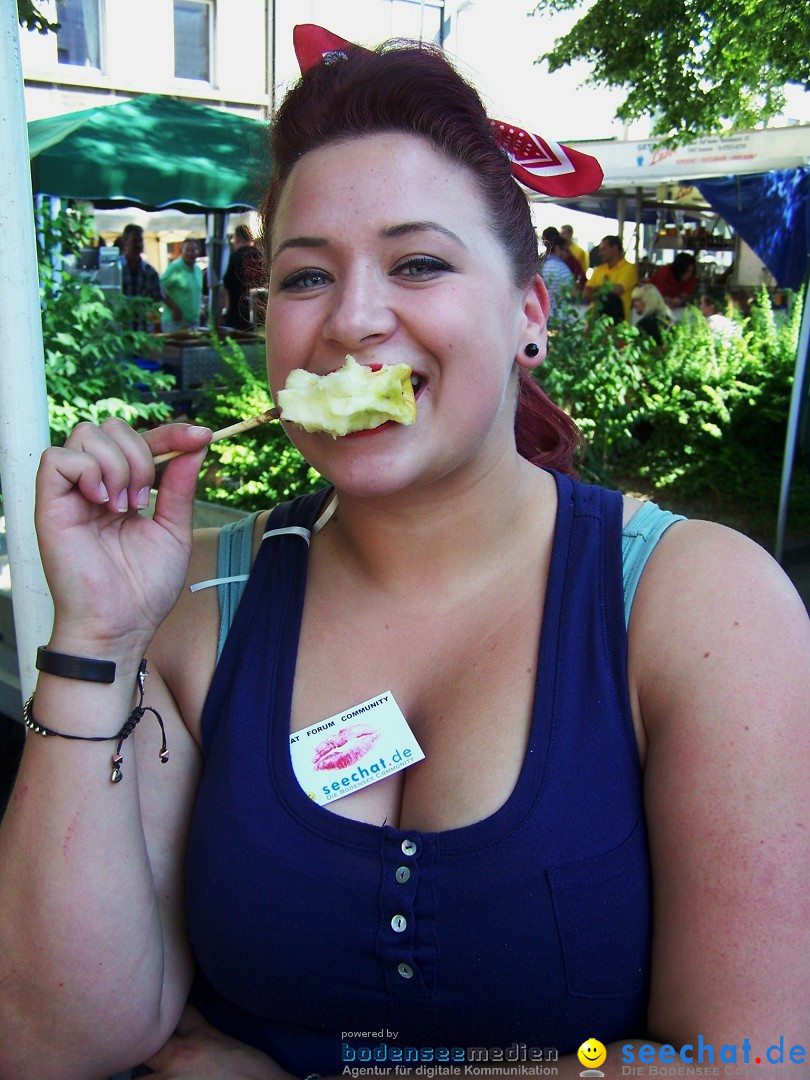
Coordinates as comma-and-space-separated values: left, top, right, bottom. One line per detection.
386, 0, 446, 46
174, 0, 214, 82
56, 0, 102, 68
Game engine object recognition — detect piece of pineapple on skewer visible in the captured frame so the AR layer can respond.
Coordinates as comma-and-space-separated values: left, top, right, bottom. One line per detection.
278, 355, 417, 437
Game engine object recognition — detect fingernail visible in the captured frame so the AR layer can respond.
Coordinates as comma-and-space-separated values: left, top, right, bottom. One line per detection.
190, 425, 212, 439
136, 487, 151, 509
98, 482, 110, 503
116, 490, 128, 513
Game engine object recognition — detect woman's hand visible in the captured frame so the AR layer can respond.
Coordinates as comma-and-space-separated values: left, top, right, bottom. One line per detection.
144, 1005, 292, 1080
35, 417, 211, 655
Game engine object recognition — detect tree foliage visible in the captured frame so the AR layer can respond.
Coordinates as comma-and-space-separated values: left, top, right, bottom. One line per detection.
18, 0, 59, 34
539, 288, 805, 531
38, 204, 174, 444
530, 0, 810, 142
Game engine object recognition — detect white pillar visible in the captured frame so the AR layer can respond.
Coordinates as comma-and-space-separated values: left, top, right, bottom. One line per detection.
0, 3, 54, 708
775, 283, 810, 562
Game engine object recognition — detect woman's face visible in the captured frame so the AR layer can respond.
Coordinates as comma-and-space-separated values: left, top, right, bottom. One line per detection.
265, 133, 545, 497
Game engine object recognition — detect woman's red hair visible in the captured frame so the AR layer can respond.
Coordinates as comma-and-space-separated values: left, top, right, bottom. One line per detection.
262, 39, 582, 477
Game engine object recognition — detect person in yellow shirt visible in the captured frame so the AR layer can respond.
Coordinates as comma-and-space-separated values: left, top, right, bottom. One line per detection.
584, 234, 638, 320
560, 224, 588, 274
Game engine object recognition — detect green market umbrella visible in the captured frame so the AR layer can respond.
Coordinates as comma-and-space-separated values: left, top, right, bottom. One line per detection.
28, 93, 270, 212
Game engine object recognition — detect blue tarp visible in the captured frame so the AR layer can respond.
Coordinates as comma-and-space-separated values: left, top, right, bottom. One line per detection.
698, 168, 810, 291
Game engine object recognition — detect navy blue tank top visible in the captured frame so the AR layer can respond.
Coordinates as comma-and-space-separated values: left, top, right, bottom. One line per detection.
185, 472, 652, 1073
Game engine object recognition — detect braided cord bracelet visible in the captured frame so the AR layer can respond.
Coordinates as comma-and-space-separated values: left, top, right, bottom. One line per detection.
24, 659, 168, 783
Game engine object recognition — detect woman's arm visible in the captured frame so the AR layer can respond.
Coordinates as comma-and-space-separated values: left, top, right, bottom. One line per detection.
0, 418, 214, 1079
629, 520, 810, 1074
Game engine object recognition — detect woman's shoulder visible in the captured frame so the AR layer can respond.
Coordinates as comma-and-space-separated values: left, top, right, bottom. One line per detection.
627, 516, 809, 733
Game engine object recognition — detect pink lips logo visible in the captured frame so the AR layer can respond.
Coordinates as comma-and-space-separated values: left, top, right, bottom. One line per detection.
312, 724, 381, 770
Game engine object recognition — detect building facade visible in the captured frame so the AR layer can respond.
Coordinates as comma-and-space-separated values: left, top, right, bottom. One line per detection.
19, 0, 450, 123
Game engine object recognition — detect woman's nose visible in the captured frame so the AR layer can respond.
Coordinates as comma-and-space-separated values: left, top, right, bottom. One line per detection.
322, 269, 397, 350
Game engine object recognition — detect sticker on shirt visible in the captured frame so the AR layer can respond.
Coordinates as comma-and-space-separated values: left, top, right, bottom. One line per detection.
290, 691, 424, 805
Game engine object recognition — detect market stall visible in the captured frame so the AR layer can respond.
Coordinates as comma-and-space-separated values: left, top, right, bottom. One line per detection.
538, 124, 810, 559
542, 124, 810, 291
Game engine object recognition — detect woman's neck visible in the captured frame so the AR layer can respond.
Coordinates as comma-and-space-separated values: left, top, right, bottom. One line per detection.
317, 453, 555, 601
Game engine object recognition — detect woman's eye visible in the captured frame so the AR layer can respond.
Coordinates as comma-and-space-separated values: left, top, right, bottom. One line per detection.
392, 256, 453, 280
279, 268, 332, 291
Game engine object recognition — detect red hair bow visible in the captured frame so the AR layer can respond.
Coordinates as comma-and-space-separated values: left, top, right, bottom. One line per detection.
292, 23, 603, 199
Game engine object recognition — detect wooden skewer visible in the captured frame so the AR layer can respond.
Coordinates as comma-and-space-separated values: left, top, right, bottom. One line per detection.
153, 407, 281, 465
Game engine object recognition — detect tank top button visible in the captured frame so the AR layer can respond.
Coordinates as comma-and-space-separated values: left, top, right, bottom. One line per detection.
397, 962, 414, 979
395, 865, 411, 884
391, 914, 407, 933
401, 839, 418, 856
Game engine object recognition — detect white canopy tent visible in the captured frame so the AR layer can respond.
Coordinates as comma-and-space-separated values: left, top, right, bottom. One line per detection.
569, 125, 810, 191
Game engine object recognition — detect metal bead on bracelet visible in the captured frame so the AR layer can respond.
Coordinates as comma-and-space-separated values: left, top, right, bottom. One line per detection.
24, 659, 168, 783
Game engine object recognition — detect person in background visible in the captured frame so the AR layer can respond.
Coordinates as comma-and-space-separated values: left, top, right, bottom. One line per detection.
161, 238, 203, 330
649, 251, 697, 309
542, 227, 585, 293
546, 225, 583, 291
584, 234, 638, 320
699, 288, 742, 339
219, 225, 264, 330
631, 283, 674, 344
539, 228, 576, 325
1, 24, 807, 1080
118, 224, 163, 330
560, 223, 588, 275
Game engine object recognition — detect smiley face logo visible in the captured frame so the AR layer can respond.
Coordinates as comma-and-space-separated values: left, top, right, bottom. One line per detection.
577, 1038, 607, 1072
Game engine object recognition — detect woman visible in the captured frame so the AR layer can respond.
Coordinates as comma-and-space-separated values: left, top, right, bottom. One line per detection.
539, 227, 577, 325
0, 27, 807, 1080
541, 226, 586, 293
631, 283, 673, 344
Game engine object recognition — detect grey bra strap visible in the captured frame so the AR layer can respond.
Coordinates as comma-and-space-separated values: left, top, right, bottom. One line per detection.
207, 495, 337, 662
214, 511, 261, 661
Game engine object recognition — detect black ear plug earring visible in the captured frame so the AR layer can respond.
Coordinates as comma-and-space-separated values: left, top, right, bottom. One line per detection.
524, 343, 540, 357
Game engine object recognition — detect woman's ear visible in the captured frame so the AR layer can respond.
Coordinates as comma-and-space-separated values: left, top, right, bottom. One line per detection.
516, 274, 549, 370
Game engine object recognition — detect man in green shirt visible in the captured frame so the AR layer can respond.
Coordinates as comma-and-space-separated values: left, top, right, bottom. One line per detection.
161, 239, 203, 329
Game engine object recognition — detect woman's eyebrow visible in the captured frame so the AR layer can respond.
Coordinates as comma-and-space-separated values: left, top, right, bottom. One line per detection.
270, 236, 328, 264
381, 221, 467, 247
271, 221, 466, 265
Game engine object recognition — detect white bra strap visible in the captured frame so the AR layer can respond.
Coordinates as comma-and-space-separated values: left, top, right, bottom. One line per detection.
190, 495, 335, 595
312, 493, 337, 534
189, 573, 249, 594
260, 525, 312, 544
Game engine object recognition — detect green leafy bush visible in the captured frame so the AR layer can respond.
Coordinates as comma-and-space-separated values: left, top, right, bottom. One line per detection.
37, 204, 175, 444
539, 290, 805, 521
194, 332, 325, 511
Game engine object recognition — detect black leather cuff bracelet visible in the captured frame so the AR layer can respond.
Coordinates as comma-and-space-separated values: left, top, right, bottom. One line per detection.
36, 646, 117, 684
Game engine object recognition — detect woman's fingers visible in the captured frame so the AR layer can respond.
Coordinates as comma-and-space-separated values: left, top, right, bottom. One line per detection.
40, 420, 212, 518
58, 417, 155, 514
144, 424, 212, 540
142, 422, 213, 462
